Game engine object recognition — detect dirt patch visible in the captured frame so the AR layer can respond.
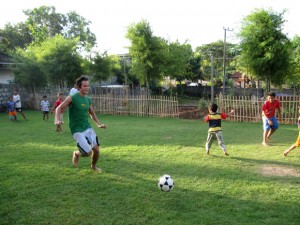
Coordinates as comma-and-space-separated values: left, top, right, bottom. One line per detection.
260, 164, 300, 177
179, 106, 208, 119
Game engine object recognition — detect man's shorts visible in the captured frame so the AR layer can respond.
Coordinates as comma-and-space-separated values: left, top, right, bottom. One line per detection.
43, 111, 49, 114
73, 128, 99, 156
16, 107, 23, 112
263, 116, 279, 131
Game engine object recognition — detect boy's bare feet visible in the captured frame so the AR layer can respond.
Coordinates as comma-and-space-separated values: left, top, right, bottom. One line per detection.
262, 142, 269, 147
223, 152, 229, 156
91, 166, 102, 173
266, 137, 272, 141
283, 151, 289, 156
72, 151, 79, 167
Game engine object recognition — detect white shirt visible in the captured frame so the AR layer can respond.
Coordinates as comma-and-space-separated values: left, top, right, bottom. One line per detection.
69, 88, 79, 96
41, 100, 50, 111
13, 94, 21, 108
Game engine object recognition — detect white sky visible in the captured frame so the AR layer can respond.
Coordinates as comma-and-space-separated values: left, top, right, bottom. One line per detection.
0, 0, 299, 54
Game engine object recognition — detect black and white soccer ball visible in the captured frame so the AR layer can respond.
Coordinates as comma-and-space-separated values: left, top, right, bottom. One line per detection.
158, 174, 174, 192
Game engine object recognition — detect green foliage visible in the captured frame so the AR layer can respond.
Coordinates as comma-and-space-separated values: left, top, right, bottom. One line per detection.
286, 36, 300, 88
13, 35, 83, 87
0, 22, 32, 53
126, 20, 168, 86
198, 97, 209, 110
91, 52, 121, 83
0, 5, 96, 52
1, 112, 300, 225
238, 9, 291, 90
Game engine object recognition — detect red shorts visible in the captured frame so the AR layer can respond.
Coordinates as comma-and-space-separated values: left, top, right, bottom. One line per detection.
8, 111, 17, 117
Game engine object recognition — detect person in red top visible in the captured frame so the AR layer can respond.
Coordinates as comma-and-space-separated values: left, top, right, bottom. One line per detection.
262, 92, 281, 146
51, 93, 64, 132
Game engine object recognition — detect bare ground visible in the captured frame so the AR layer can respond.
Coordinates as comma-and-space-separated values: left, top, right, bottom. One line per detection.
260, 164, 300, 177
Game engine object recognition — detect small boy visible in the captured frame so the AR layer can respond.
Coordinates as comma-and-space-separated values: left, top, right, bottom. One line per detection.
205, 103, 234, 156
7, 96, 17, 121
50, 93, 64, 132
40, 95, 50, 120
283, 106, 300, 156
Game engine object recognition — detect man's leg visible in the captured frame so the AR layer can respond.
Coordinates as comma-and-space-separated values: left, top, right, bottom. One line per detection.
91, 146, 102, 172
72, 151, 81, 167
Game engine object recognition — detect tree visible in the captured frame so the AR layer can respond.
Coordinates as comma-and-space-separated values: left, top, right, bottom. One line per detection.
0, 22, 32, 54
14, 35, 84, 88
126, 20, 168, 86
195, 40, 238, 85
91, 52, 121, 83
286, 36, 300, 89
165, 41, 193, 83
12, 52, 47, 92
0, 6, 96, 52
238, 9, 291, 91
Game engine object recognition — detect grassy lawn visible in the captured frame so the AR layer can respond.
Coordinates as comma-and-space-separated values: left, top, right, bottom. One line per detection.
1, 111, 300, 225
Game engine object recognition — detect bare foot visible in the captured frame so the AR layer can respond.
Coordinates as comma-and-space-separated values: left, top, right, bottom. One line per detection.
206, 150, 210, 155
91, 166, 102, 173
262, 142, 269, 147
266, 137, 272, 142
283, 151, 289, 156
72, 151, 79, 167
224, 152, 229, 156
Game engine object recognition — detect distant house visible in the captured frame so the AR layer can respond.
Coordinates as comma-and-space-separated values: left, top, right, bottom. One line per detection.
0, 53, 15, 84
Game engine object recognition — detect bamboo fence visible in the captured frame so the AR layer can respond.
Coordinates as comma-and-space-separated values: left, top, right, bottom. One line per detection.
32, 93, 179, 118
217, 93, 300, 124
91, 94, 179, 118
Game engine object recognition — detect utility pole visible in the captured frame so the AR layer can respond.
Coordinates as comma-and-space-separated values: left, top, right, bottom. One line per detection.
222, 27, 233, 95
211, 54, 214, 102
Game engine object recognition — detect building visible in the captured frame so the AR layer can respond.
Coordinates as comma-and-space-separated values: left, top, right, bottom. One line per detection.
0, 53, 15, 84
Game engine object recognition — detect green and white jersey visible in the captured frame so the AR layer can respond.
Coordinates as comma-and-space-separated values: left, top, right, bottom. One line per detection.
69, 92, 92, 134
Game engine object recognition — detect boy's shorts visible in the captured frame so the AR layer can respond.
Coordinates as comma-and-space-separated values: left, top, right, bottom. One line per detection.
263, 116, 279, 130
73, 128, 99, 155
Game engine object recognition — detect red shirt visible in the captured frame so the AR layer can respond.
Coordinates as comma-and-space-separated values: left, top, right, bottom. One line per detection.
54, 99, 62, 108
262, 99, 280, 118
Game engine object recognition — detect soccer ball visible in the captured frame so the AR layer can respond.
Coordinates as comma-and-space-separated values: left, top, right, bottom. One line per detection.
158, 174, 174, 192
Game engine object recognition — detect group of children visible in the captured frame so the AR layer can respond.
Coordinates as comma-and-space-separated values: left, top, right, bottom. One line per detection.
6, 91, 64, 132
6, 89, 27, 121
205, 92, 299, 157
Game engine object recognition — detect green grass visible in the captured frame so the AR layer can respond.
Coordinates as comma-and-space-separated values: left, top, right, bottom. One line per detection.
1, 111, 300, 225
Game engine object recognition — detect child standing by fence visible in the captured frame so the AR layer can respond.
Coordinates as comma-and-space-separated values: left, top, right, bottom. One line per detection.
205, 102, 234, 156
40, 95, 50, 120
283, 106, 300, 156
51, 93, 64, 132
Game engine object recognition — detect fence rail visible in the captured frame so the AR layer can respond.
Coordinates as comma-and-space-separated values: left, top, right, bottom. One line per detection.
91, 95, 179, 118
217, 94, 300, 124
32, 93, 179, 118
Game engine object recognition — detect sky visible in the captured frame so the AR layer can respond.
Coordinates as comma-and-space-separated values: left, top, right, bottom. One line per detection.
0, 0, 299, 54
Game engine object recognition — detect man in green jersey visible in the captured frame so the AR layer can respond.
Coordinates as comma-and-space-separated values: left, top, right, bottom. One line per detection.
55, 76, 106, 172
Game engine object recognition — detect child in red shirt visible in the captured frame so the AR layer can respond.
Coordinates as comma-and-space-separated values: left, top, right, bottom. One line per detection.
261, 92, 281, 146
51, 93, 64, 132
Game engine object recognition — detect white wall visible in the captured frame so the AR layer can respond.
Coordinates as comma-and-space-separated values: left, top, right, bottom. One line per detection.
0, 69, 14, 84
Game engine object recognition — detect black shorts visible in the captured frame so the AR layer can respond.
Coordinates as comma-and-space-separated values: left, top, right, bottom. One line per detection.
43, 111, 49, 114
16, 107, 22, 112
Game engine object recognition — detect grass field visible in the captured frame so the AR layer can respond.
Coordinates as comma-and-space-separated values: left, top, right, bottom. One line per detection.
1, 111, 300, 225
